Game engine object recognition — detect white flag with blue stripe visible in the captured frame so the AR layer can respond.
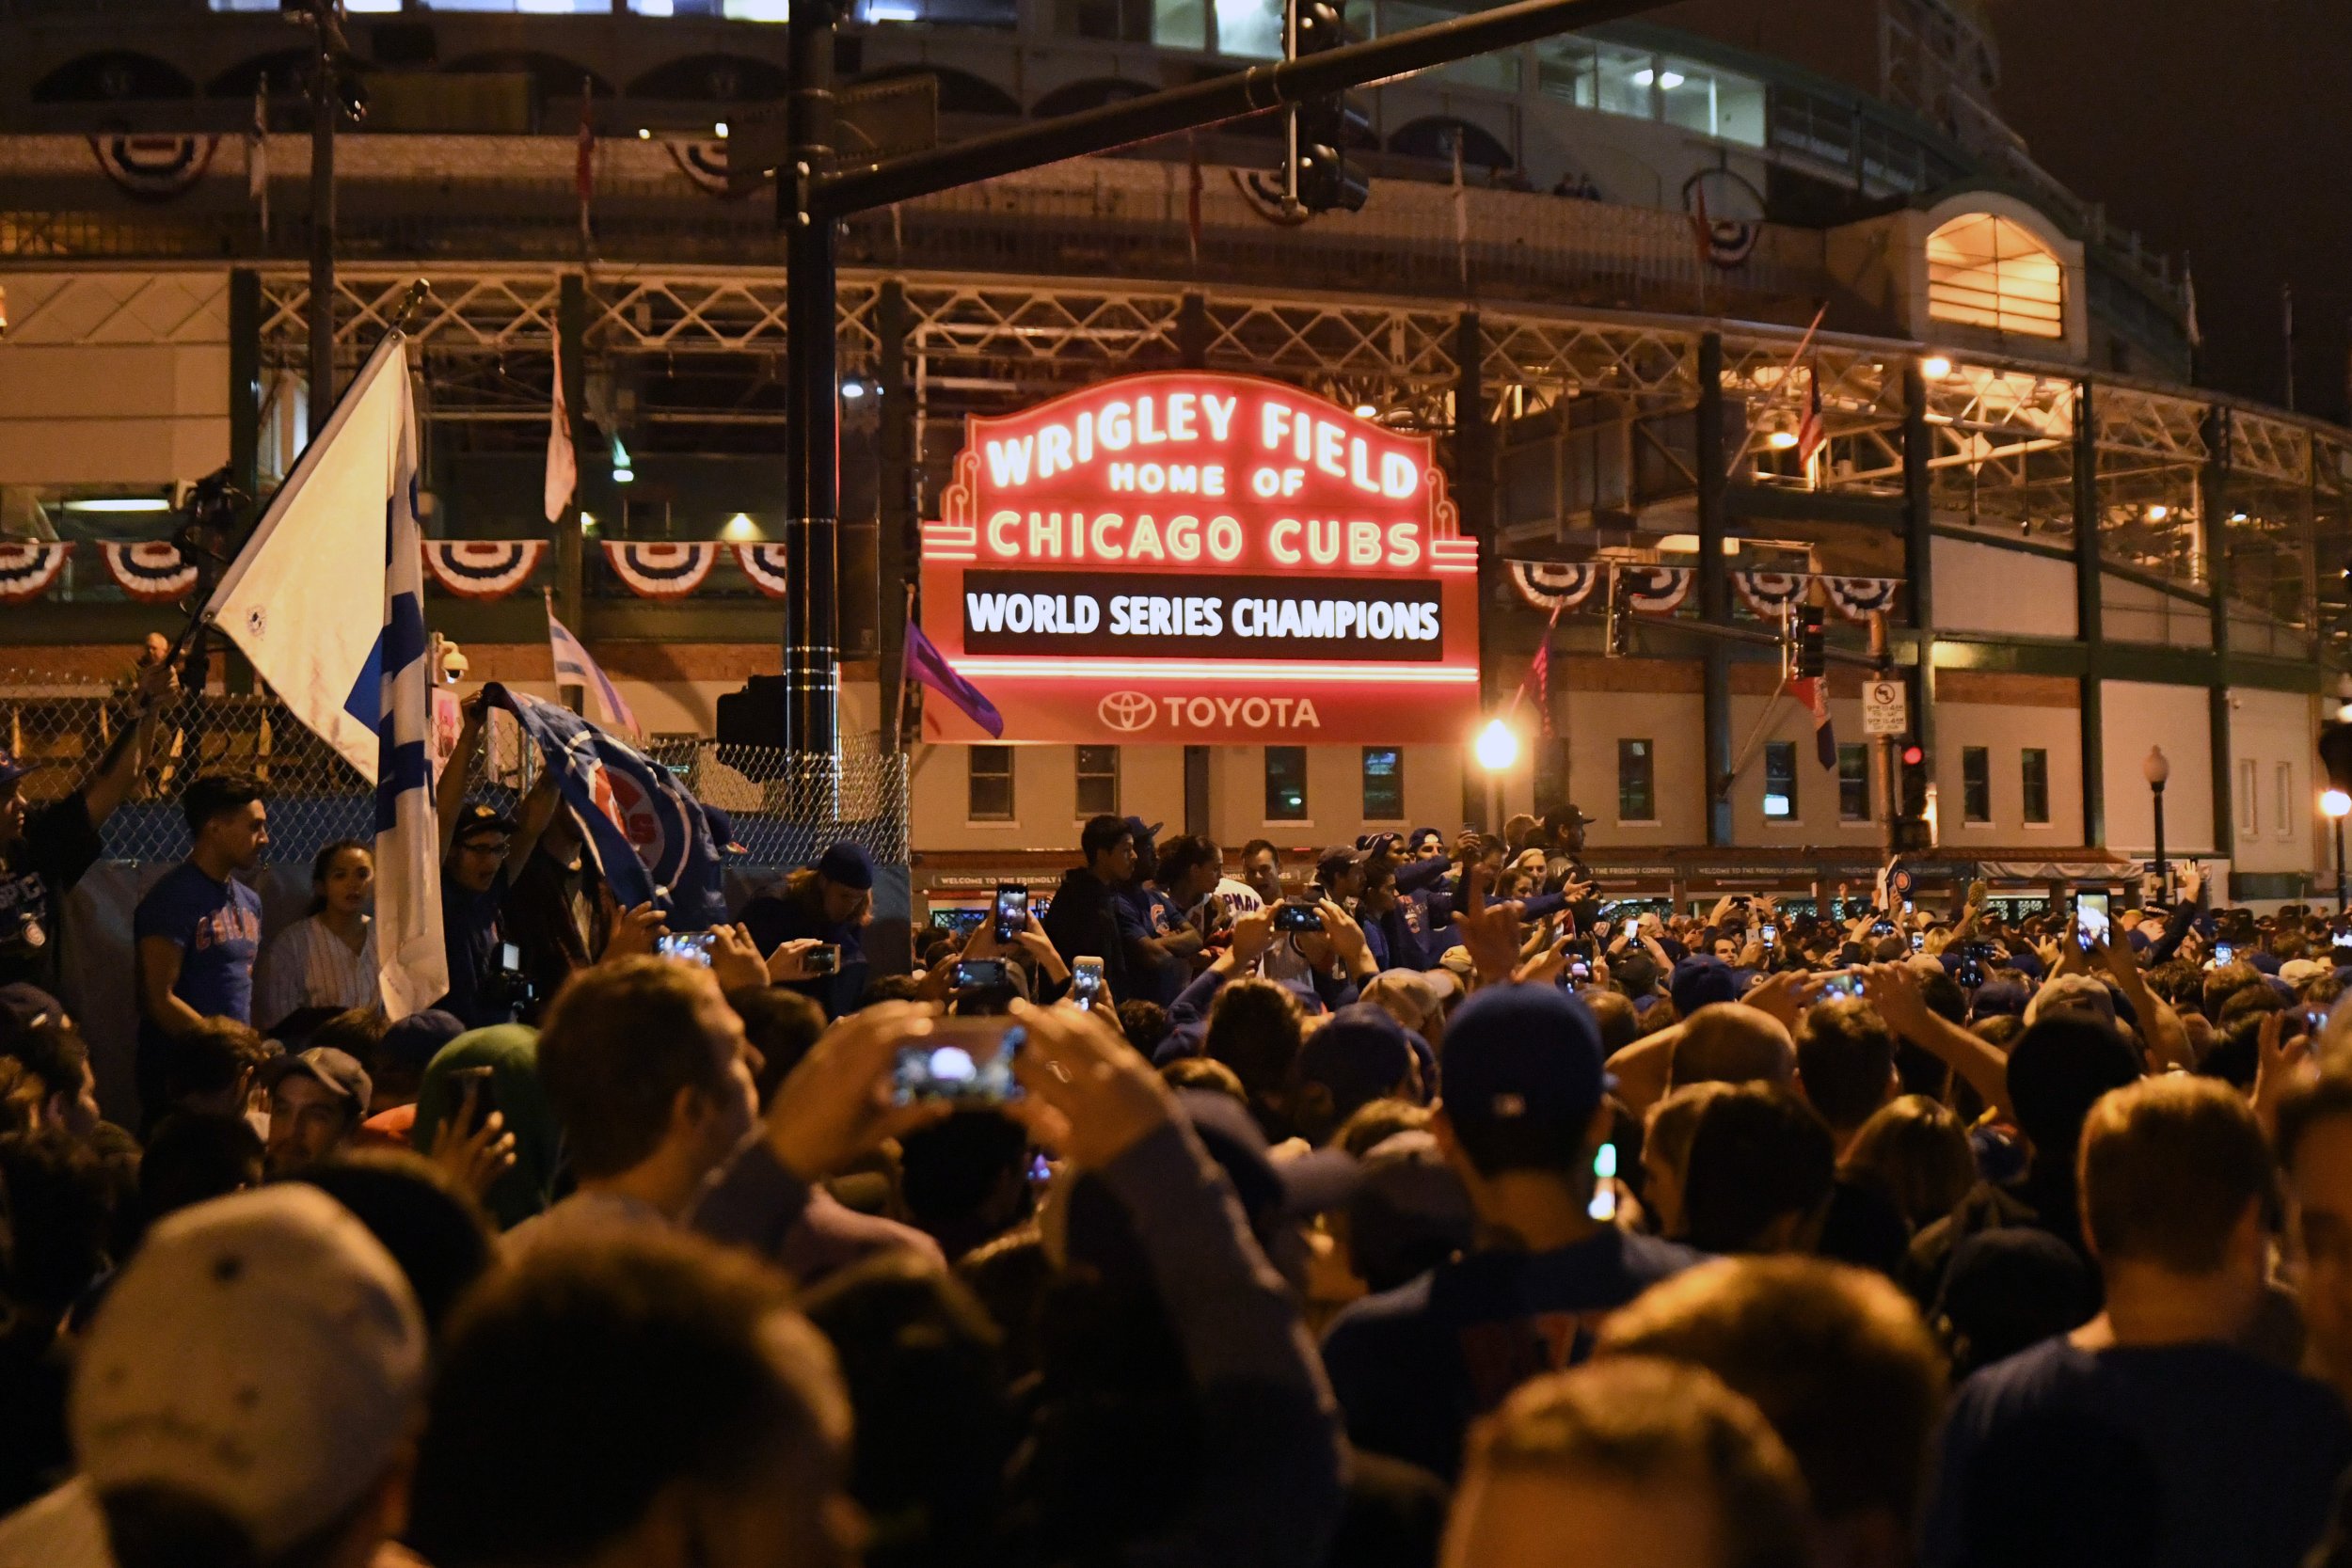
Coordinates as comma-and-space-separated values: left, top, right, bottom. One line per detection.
547, 595, 641, 736
205, 334, 447, 1017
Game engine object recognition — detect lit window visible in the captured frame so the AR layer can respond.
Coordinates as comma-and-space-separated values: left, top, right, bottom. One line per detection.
1362, 748, 1405, 821
1656, 56, 1765, 146
1618, 739, 1655, 822
969, 746, 1014, 822
1076, 746, 1120, 818
1265, 747, 1309, 821
1963, 747, 1991, 823
1837, 745, 1868, 822
1927, 214, 2064, 339
1214, 0, 1282, 56
2022, 749, 2050, 825
1152, 0, 1206, 48
1763, 741, 1797, 820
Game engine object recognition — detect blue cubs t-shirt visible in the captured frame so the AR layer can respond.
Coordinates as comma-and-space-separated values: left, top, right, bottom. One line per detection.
134, 861, 262, 1045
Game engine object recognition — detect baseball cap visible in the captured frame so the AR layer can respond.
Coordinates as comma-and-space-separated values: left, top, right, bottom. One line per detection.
2023, 972, 2118, 1029
451, 803, 516, 845
1122, 816, 1165, 849
1347, 1130, 1475, 1290
2281, 958, 2328, 987
376, 1009, 468, 1077
1178, 1089, 1360, 1219
1543, 804, 1596, 832
1439, 982, 1610, 1128
1670, 956, 1740, 1016
263, 1047, 373, 1117
817, 841, 874, 891
1406, 827, 1444, 852
0, 982, 64, 1031
71, 1185, 427, 1557
1316, 845, 1369, 882
702, 804, 747, 857
0, 747, 24, 786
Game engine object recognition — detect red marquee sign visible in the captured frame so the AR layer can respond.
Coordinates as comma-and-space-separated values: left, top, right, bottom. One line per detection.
917, 372, 1481, 745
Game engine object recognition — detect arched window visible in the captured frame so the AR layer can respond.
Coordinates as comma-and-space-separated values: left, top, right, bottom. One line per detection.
1926, 213, 2064, 339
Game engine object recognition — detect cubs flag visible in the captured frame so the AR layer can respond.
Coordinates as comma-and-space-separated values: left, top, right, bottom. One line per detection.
479, 683, 726, 931
1788, 674, 1837, 770
203, 332, 447, 1018
905, 621, 1003, 738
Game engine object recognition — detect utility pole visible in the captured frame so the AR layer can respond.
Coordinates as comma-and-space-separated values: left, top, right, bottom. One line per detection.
776, 0, 1683, 761
301, 0, 353, 442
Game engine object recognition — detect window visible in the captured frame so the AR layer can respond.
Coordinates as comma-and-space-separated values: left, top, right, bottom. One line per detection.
1927, 214, 2064, 339
1075, 746, 1120, 817
2239, 758, 2260, 839
2022, 748, 2051, 825
1265, 746, 1309, 821
1212, 0, 1283, 56
1593, 43, 1655, 118
1619, 739, 1656, 822
1962, 747, 1992, 823
1362, 748, 1405, 820
1534, 38, 1597, 105
1378, 2, 1519, 88
1152, 0, 1207, 49
1762, 741, 1797, 820
969, 746, 1014, 821
1656, 56, 1766, 146
1837, 744, 1869, 822
2280, 763, 2297, 840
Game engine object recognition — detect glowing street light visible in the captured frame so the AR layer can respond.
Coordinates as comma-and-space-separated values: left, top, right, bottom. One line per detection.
2328, 789, 2351, 914
2325, 790, 2350, 819
1475, 718, 1518, 772
1920, 355, 1952, 380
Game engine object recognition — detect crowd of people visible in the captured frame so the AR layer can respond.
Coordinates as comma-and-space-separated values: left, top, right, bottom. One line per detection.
16, 723, 2352, 1567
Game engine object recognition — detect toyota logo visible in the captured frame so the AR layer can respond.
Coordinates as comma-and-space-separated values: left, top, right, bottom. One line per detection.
1098, 691, 1157, 733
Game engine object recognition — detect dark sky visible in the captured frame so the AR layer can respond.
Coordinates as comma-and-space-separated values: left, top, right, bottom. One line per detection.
1987, 0, 2352, 421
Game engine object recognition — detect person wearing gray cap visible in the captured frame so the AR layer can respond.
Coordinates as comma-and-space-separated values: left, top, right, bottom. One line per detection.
1319, 982, 1697, 1481
261, 1047, 373, 1176
0, 1184, 427, 1568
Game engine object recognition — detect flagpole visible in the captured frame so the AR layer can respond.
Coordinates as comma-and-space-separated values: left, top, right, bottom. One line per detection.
894, 579, 917, 751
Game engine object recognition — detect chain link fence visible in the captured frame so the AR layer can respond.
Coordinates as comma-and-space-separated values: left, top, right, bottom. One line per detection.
1, 668, 907, 872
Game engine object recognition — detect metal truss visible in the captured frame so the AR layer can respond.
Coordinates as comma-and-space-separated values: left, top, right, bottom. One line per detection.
1720, 339, 1903, 495
1480, 316, 1693, 421
2229, 408, 2312, 489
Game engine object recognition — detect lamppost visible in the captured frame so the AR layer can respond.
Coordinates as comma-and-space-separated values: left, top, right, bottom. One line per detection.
2143, 746, 2170, 905
1475, 718, 1518, 838
2326, 788, 2350, 915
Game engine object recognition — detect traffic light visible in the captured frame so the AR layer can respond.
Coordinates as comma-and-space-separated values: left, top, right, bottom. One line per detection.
1285, 0, 1370, 214
1896, 738, 1932, 851
1603, 569, 1631, 657
1785, 603, 1826, 682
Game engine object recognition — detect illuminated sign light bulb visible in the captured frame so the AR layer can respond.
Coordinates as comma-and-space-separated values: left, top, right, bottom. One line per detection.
1475, 719, 1518, 772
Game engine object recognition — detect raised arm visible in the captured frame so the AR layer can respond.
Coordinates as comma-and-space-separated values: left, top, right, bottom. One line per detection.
437, 694, 487, 858
1858, 961, 2010, 1117
83, 660, 175, 827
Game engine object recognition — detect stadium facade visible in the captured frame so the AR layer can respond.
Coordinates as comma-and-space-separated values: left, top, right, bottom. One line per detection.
0, 0, 2341, 918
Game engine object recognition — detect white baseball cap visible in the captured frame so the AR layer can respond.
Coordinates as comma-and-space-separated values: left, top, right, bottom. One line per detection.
71, 1185, 427, 1557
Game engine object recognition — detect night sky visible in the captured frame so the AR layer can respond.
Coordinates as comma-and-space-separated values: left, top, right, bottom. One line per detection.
1988, 0, 2352, 422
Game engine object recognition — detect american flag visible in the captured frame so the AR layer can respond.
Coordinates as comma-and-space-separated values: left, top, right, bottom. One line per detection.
575, 79, 595, 249
1795, 362, 1825, 466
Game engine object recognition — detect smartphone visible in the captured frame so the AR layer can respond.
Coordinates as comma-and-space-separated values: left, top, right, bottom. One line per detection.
1758, 923, 1778, 945
993, 883, 1028, 944
1869, 921, 1895, 937
657, 931, 717, 967
953, 958, 1010, 990
1071, 956, 1104, 1011
448, 1065, 500, 1135
1568, 959, 1592, 982
804, 942, 842, 976
1275, 899, 1327, 932
1956, 945, 1986, 989
2214, 941, 2236, 966
2074, 894, 2110, 950
1910, 930, 1926, 954
893, 1018, 1026, 1105
2331, 931, 2352, 952
1026, 1151, 1054, 1186
1903, 899, 1915, 915
1587, 1143, 1618, 1222
498, 942, 522, 973
1820, 970, 1864, 1000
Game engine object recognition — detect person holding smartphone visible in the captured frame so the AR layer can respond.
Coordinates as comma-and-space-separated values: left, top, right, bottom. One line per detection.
738, 841, 878, 1020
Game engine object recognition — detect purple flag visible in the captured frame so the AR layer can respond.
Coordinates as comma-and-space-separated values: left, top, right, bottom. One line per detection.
904, 621, 1004, 738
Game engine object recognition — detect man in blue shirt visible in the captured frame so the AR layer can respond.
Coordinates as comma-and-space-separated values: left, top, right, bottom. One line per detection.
738, 841, 875, 1019
1320, 983, 1696, 1480
133, 771, 268, 1121
1922, 1075, 2352, 1568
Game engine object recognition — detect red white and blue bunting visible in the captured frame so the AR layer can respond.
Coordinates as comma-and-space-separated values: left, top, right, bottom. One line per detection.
1618, 565, 1694, 614
1823, 576, 1903, 622
421, 539, 548, 601
663, 137, 755, 200
102, 542, 199, 603
1506, 560, 1600, 612
87, 134, 219, 202
603, 541, 719, 598
0, 542, 72, 605
734, 544, 794, 599
1730, 570, 1810, 617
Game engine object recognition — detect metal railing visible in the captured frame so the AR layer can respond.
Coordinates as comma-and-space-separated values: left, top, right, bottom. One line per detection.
0, 668, 909, 870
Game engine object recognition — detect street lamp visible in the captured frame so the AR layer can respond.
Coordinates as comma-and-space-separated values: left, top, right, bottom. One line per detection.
2143, 746, 2170, 905
1475, 719, 1518, 835
2327, 789, 2351, 914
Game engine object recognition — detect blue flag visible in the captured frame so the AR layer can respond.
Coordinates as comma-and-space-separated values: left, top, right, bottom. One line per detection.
481, 684, 726, 931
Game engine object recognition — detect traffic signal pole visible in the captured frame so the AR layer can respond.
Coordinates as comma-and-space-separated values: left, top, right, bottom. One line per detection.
777, 0, 1686, 754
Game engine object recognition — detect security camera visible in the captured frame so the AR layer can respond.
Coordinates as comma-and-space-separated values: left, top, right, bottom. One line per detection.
437, 638, 469, 685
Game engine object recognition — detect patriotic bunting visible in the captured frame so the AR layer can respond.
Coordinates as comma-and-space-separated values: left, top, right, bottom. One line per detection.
603, 541, 718, 598
734, 543, 794, 599
1618, 565, 1694, 615
421, 540, 548, 601
1824, 577, 1902, 622
88, 134, 218, 202
0, 542, 72, 604
1731, 570, 1810, 617
102, 542, 199, 602
1507, 560, 1601, 612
